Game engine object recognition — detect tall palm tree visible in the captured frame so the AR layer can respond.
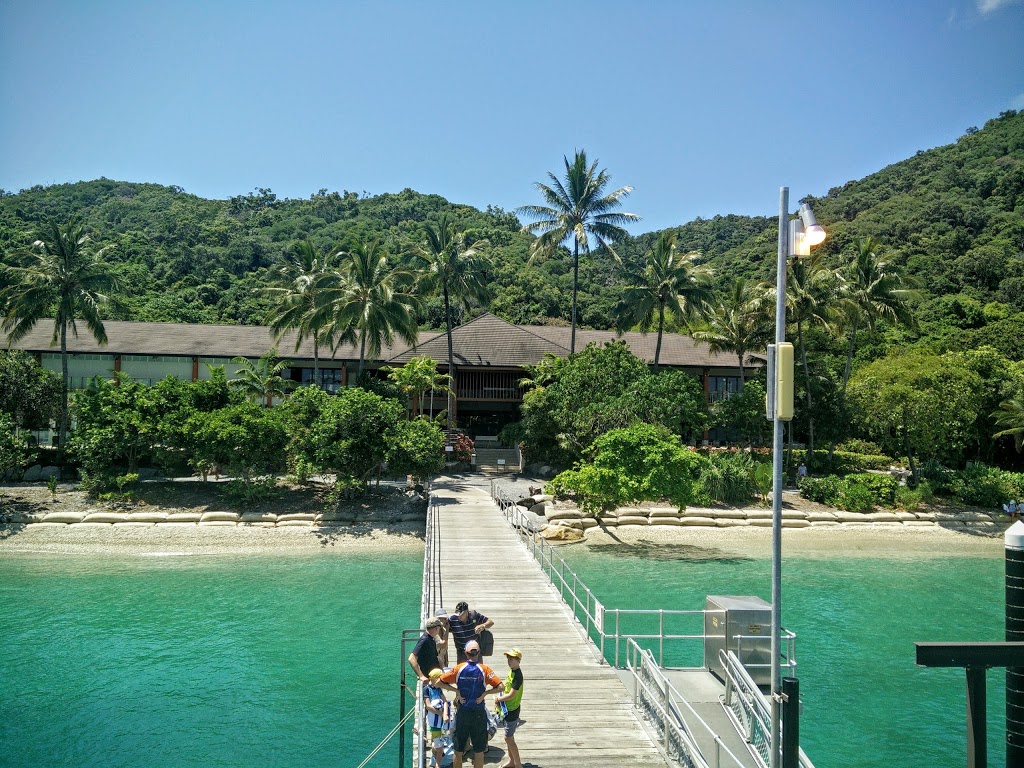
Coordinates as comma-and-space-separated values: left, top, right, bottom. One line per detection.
264, 240, 342, 386
325, 238, 419, 377
838, 237, 918, 391
692, 277, 770, 386
230, 348, 296, 406
518, 150, 639, 354
408, 215, 490, 429
614, 231, 713, 371
1, 219, 117, 470
776, 251, 843, 465
993, 398, 1024, 452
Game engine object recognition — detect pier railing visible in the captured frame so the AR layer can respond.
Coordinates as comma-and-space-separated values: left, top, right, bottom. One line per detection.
491, 483, 810, 768
626, 637, 748, 768
720, 649, 815, 768
490, 484, 797, 674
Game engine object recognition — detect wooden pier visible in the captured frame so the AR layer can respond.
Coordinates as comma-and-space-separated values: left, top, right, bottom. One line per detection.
429, 477, 671, 768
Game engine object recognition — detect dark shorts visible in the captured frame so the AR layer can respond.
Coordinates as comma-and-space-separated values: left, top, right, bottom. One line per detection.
454, 706, 488, 753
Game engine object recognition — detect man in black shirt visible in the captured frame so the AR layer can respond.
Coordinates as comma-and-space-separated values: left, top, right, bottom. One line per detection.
408, 617, 443, 684
448, 601, 494, 663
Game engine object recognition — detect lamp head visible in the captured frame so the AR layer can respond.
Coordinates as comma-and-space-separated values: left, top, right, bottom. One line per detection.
798, 203, 826, 246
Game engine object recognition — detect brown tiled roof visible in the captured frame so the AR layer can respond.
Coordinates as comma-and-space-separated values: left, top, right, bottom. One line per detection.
2, 314, 762, 370
386, 314, 570, 367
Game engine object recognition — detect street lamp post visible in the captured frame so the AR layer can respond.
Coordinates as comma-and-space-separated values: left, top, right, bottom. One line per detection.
770, 188, 825, 768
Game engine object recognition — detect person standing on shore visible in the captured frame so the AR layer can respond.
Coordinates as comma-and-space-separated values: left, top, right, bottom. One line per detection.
438, 640, 503, 768
495, 648, 525, 768
409, 617, 443, 684
448, 601, 494, 663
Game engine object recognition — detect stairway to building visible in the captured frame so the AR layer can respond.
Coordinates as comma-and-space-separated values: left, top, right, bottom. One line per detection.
473, 445, 521, 473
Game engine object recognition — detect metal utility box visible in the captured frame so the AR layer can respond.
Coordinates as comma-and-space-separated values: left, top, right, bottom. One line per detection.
704, 595, 772, 687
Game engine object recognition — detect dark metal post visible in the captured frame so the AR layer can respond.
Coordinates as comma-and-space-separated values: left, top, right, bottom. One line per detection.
1007, 522, 1024, 767
399, 636, 407, 768
967, 666, 987, 768
781, 676, 800, 768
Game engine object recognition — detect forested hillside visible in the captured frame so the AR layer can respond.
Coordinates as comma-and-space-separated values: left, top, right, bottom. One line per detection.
1, 110, 1022, 351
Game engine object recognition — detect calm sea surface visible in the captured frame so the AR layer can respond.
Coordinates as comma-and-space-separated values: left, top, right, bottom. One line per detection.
559, 540, 1008, 768
0, 553, 421, 768
0, 540, 1009, 768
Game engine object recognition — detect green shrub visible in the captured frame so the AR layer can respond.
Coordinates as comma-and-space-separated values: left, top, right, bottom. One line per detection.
844, 473, 899, 506
792, 449, 892, 475
837, 439, 885, 455
798, 475, 845, 506
896, 480, 935, 511
696, 452, 759, 505
838, 482, 875, 513
947, 463, 1013, 508
545, 423, 709, 515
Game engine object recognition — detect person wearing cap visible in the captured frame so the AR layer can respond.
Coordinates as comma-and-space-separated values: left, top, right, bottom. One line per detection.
424, 668, 451, 768
448, 601, 494, 663
434, 610, 451, 667
409, 617, 443, 684
495, 648, 525, 768
438, 639, 503, 768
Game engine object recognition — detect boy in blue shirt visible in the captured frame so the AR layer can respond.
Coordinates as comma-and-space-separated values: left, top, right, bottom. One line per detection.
424, 668, 451, 768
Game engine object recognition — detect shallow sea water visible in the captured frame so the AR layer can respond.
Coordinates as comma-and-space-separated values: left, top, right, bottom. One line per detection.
0, 553, 421, 768
560, 539, 1009, 767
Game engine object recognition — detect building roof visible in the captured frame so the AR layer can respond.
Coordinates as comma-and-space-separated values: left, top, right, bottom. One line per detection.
386, 313, 570, 367
3, 314, 762, 371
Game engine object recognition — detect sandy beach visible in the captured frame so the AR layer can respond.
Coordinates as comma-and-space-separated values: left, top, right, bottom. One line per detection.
0, 474, 1010, 559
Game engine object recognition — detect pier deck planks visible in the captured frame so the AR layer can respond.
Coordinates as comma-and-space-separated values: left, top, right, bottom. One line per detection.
428, 479, 671, 768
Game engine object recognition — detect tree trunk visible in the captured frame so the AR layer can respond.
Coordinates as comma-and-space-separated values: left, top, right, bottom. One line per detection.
444, 287, 455, 431
58, 319, 68, 479
842, 322, 858, 393
654, 301, 664, 372
798, 319, 815, 470
902, 407, 917, 483
313, 337, 320, 387
570, 240, 579, 355
736, 349, 746, 388
357, 332, 366, 378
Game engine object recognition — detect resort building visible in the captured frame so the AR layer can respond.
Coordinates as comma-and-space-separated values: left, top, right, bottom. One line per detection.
6, 313, 762, 438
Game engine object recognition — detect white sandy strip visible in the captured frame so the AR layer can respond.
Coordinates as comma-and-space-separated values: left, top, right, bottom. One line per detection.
0, 521, 425, 557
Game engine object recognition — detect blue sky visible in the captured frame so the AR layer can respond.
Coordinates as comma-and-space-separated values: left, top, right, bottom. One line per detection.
1, 0, 1022, 234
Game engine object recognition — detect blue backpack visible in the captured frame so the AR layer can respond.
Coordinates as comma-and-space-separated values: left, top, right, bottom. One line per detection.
456, 661, 486, 709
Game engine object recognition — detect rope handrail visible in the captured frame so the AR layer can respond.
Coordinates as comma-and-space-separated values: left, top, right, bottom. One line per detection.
356, 707, 418, 768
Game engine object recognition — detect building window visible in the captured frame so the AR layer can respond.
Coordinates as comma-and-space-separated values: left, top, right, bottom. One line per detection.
708, 376, 741, 402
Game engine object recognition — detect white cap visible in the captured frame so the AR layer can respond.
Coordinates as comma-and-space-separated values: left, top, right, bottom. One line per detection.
1006, 520, 1024, 551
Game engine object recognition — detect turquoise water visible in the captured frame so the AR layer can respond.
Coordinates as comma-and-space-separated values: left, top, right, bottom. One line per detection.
0, 553, 421, 768
0, 542, 1009, 768
559, 540, 1008, 767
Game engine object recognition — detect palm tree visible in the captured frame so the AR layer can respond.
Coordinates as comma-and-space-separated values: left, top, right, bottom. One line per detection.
230, 347, 296, 406
778, 251, 843, 466
614, 231, 713, 371
692, 277, 770, 386
837, 237, 918, 391
518, 150, 639, 354
384, 355, 452, 420
993, 398, 1024, 452
325, 238, 419, 377
1, 219, 117, 470
408, 215, 490, 429
264, 240, 341, 386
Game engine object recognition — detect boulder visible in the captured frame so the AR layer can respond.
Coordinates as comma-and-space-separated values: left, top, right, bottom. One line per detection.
137, 467, 161, 480
539, 524, 584, 542
516, 497, 535, 508
538, 465, 554, 479
38, 466, 60, 480
22, 465, 43, 482
530, 501, 556, 516
519, 511, 547, 532
531, 494, 554, 504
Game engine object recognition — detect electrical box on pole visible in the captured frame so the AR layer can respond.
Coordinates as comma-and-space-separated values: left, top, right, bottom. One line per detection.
776, 342, 794, 421
766, 344, 776, 420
